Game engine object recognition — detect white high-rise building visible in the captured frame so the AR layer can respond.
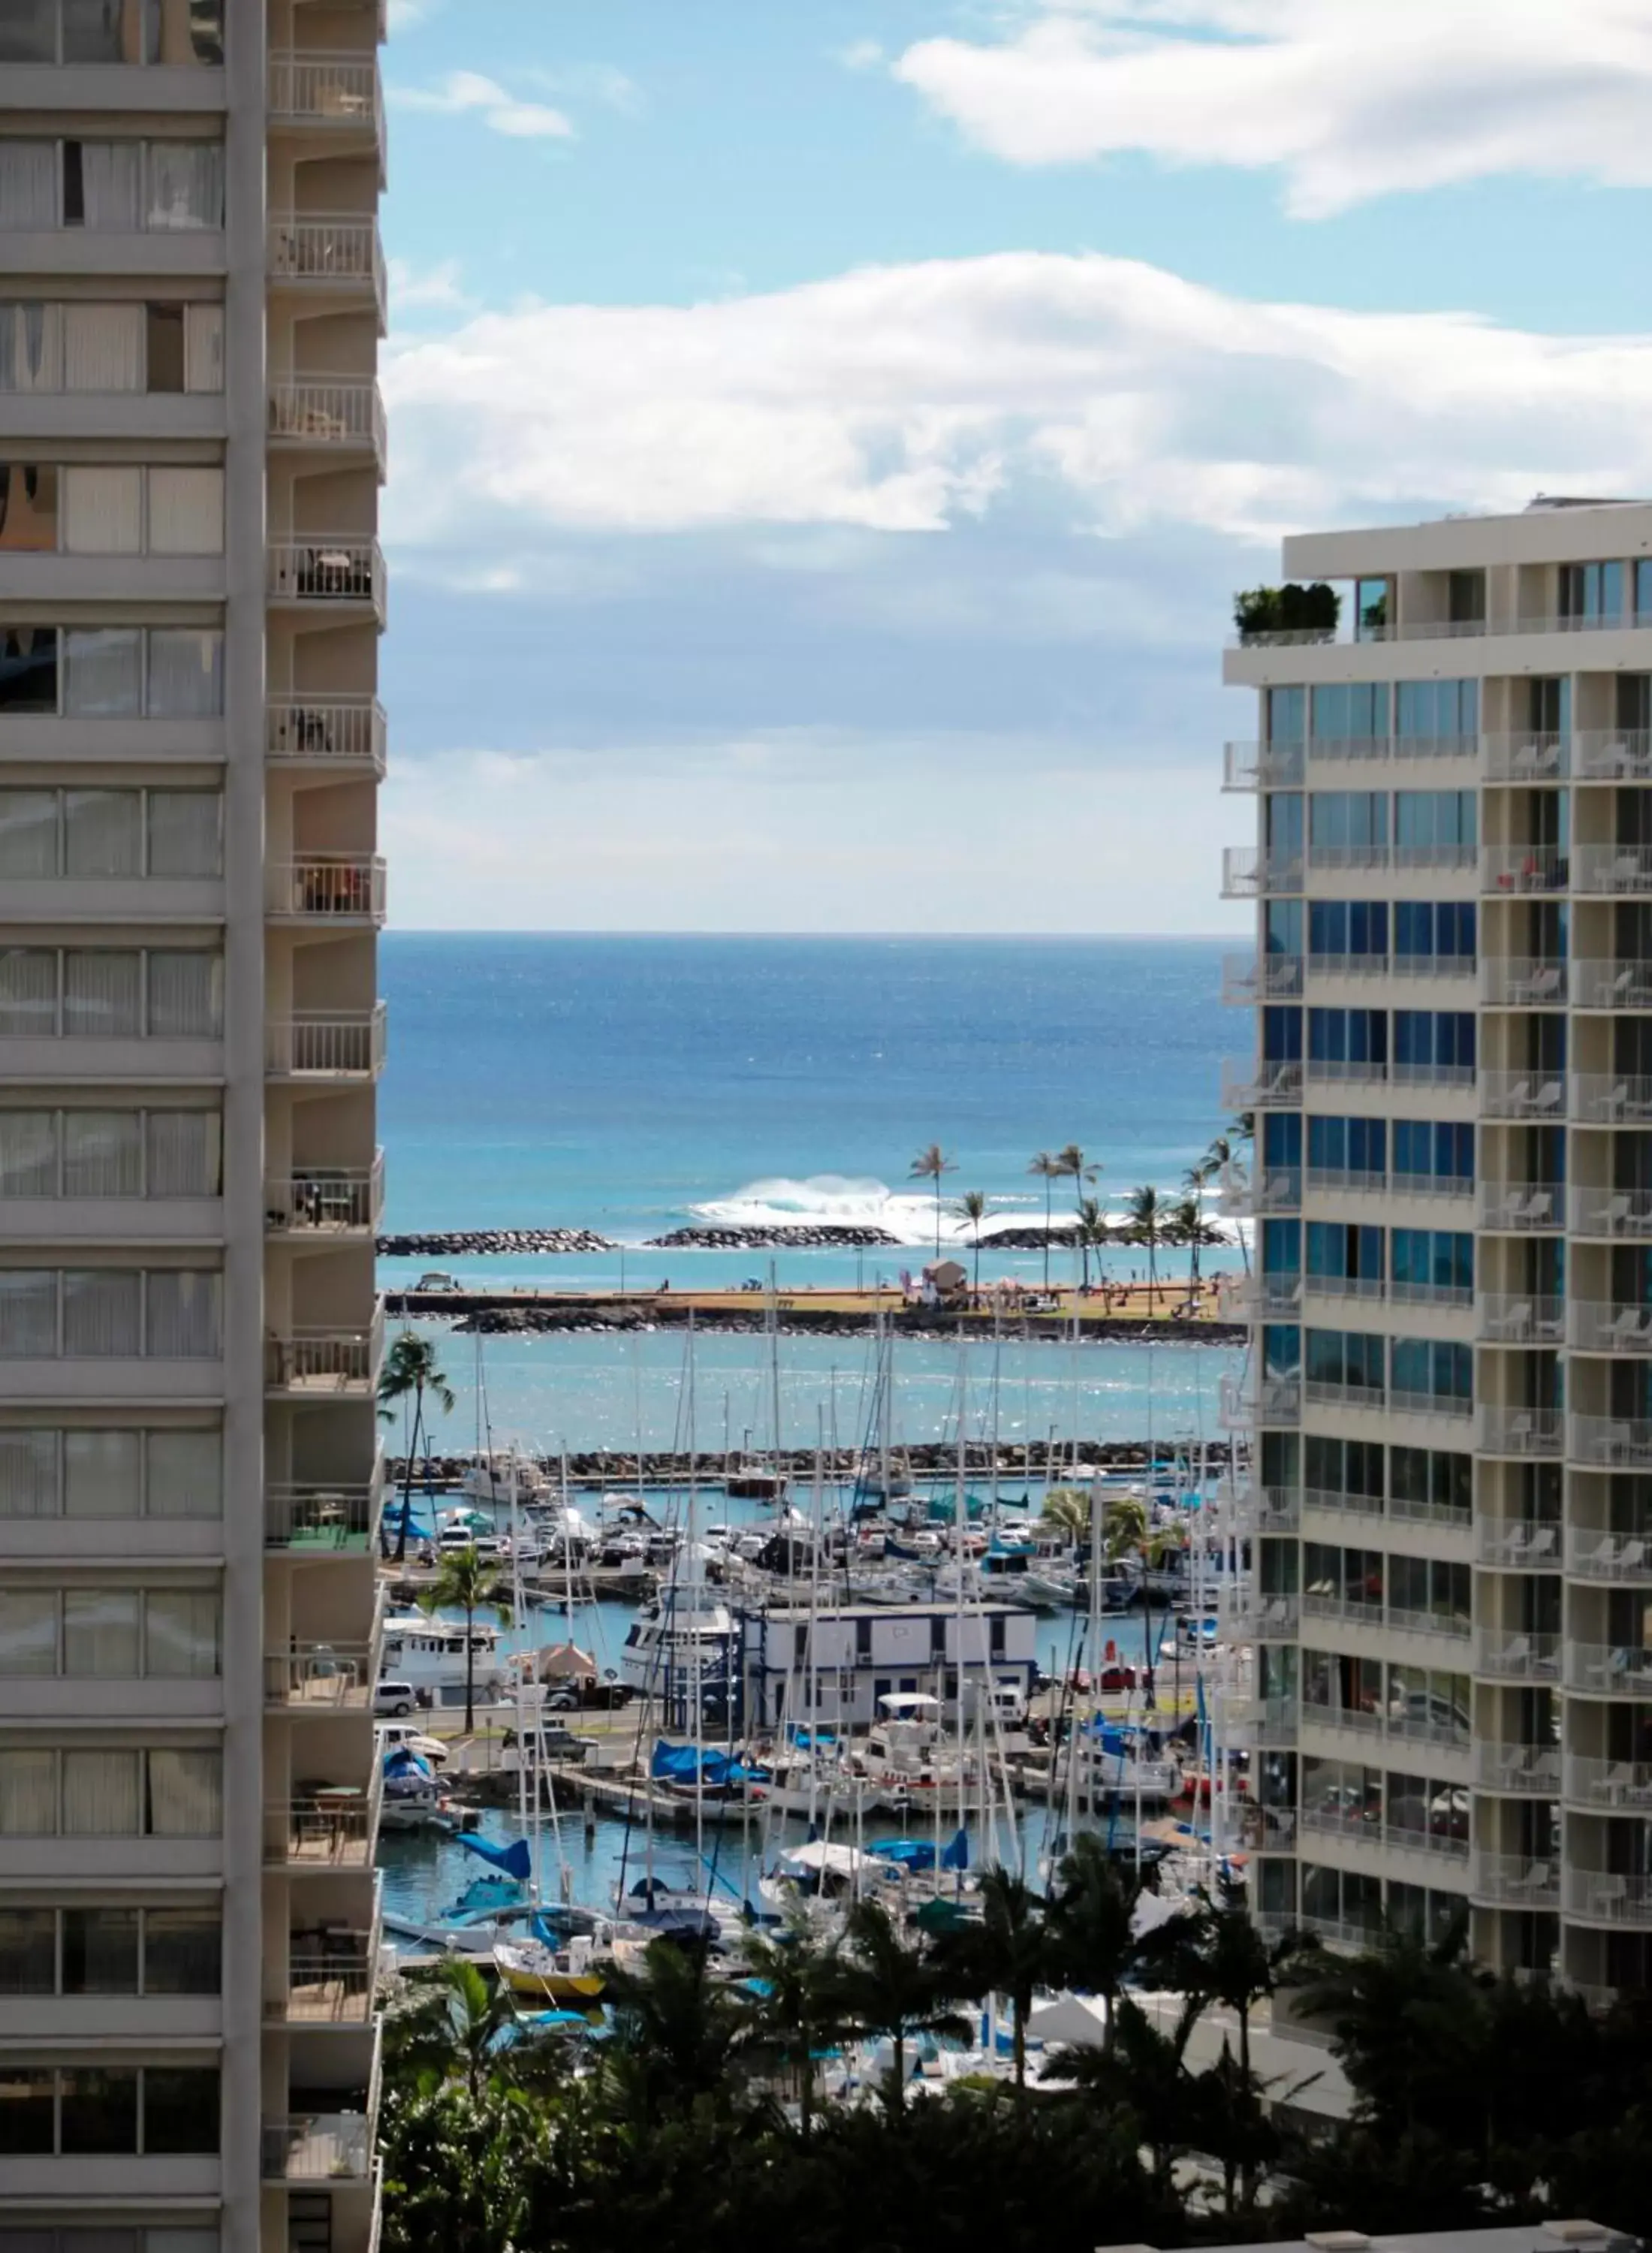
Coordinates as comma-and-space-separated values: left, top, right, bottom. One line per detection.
0, 8, 387, 2251
1222, 497, 1652, 2003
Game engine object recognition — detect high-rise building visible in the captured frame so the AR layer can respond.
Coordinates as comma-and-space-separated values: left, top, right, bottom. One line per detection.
0, 8, 387, 2251
1221, 497, 1652, 2003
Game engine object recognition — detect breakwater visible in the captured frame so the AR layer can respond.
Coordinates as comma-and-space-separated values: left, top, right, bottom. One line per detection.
387, 1436, 1235, 1486
377, 1229, 616, 1256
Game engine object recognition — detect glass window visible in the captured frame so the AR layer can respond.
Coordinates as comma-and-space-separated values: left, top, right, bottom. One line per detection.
63, 1588, 139, 1674
0, 143, 59, 231
0, 302, 60, 392
147, 952, 222, 1037
62, 1908, 139, 1994
64, 301, 143, 391
63, 1110, 142, 1196
0, 464, 58, 553
62, 1268, 140, 1355
0, 626, 58, 711
0, 1111, 58, 1196
62, 464, 140, 553
145, 1270, 219, 1358
64, 951, 141, 1036
146, 791, 221, 876
145, 144, 222, 231
0, 1589, 58, 1675
143, 1909, 219, 1995
1310, 682, 1390, 740
63, 789, 142, 876
60, 2066, 139, 2154
0, 2067, 55, 2153
0, 1907, 55, 1994
62, 627, 140, 716
1396, 680, 1478, 739
0, 791, 59, 878
146, 1428, 220, 1518
143, 1590, 218, 1677
0, 1271, 56, 1356
147, 630, 223, 716
65, 142, 143, 232
146, 1748, 221, 1835
146, 1111, 220, 1196
146, 301, 184, 392
62, 1747, 137, 1833
0, 1748, 57, 1833
0, 3, 54, 63
0, 1430, 58, 1518
143, 2067, 219, 2154
62, 0, 152, 63
146, 467, 222, 554
65, 1428, 140, 1516
1266, 686, 1305, 742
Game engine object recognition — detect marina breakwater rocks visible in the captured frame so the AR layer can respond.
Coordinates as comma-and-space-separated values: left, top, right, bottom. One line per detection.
381, 1295, 1245, 1347
388, 1437, 1234, 1485
644, 1223, 902, 1249
376, 1228, 616, 1256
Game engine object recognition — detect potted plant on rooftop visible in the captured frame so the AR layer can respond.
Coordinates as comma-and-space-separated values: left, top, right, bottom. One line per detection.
1234, 581, 1341, 644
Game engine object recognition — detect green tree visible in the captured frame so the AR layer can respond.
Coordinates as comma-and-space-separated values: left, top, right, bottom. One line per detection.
1205, 1122, 1253, 1274
1039, 1485, 1090, 1540
383, 1953, 526, 2101
1074, 1194, 1111, 1295
954, 1189, 990, 1295
1120, 1184, 1170, 1308
601, 1936, 751, 2131
1100, 1492, 1184, 1704
1060, 1992, 1203, 2203
378, 1329, 456, 1562
1046, 1833, 1152, 2053
930, 1866, 1052, 2096
1027, 1150, 1064, 1289
740, 1923, 852, 2143
837, 1900, 969, 2119
909, 1143, 957, 1256
419, 1543, 514, 1733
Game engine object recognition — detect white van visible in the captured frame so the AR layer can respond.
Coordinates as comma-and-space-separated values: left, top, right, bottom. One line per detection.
377, 1720, 447, 1764
374, 1678, 418, 1717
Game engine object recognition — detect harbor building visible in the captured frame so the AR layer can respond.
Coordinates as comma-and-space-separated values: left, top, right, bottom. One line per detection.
0, 10, 388, 2253
1220, 497, 1652, 2002
741, 1600, 1041, 1730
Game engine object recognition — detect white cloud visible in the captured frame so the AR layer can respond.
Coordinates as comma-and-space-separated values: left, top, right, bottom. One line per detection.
386, 0, 439, 26
387, 256, 469, 313
380, 249, 1652, 547
892, 0, 1652, 216
836, 38, 885, 71
390, 68, 574, 140
525, 62, 644, 116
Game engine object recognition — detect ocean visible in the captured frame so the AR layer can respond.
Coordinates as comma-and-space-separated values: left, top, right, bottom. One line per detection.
375, 933, 1248, 1451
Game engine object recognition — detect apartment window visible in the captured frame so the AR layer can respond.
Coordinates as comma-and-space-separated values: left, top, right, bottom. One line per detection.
1391, 1228, 1473, 1303
1307, 899, 1387, 964
1306, 1221, 1383, 1293
1392, 1117, 1473, 1194
1307, 1007, 1387, 1075
0, 1426, 219, 1520
1560, 560, 1624, 626
1390, 1337, 1473, 1410
1635, 561, 1652, 624
1393, 1009, 1476, 1084
1394, 900, 1476, 963
0, 1745, 221, 1835
0, 301, 222, 394
1266, 686, 1306, 742
0, 1105, 221, 1202
0, 790, 222, 877
0, 626, 224, 715
0, 0, 225, 65
3, 465, 224, 557
0, 1270, 220, 1359
1395, 679, 1479, 740
1262, 1003, 1301, 1065
0, 2064, 218, 2155
1304, 1325, 1385, 1398
1306, 1114, 1386, 1182
1390, 1446, 1472, 1522
1261, 1218, 1299, 1283
1309, 683, 1389, 741
0, 948, 223, 1037
1304, 1433, 1384, 1507
1309, 791, 1388, 864
0, 140, 223, 232
1394, 789, 1476, 863
0, 465, 58, 553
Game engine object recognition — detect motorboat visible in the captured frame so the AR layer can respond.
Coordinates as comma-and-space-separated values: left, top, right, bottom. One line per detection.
379, 1609, 507, 1703
619, 1582, 735, 1694
493, 1932, 606, 2004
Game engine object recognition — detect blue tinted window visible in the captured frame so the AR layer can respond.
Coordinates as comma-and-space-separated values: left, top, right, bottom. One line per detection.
1395, 680, 1478, 737
1262, 1112, 1301, 1166
1263, 1006, 1301, 1061
1267, 686, 1307, 741
1262, 1219, 1301, 1276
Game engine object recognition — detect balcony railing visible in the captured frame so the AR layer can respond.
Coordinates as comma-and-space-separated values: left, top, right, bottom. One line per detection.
268, 211, 387, 327
267, 697, 388, 772
1478, 1072, 1564, 1122
1222, 740, 1305, 790
1390, 1058, 1476, 1091
1308, 842, 1389, 873
1388, 1386, 1473, 1423
1231, 1695, 1298, 1748
267, 856, 387, 924
1571, 1074, 1652, 1126
1476, 1518, 1560, 1567
1256, 1166, 1303, 1212
1568, 1186, 1652, 1238
1565, 1869, 1652, 1926
1479, 956, 1568, 1007
1565, 1640, 1652, 1696
1235, 611, 1652, 650
1566, 1527, 1652, 1581
264, 1642, 378, 1709
1256, 1488, 1301, 1533
264, 1770, 382, 1865
1302, 1273, 1384, 1305
1220, 846, 1302, 898
1569, 1413, 1652, 1468
1302, 1485, 1383, 1522
1574, 843, 1652, 895
1564, 1755, 1652, 1808
1569, 1301, 1652, 1354
1575, 728, 1652, 781
1473, 1742, 1560, 1794
1483, 731, 1569, 782
1307, 951, 1388, 979
269, 49, 383, 134
1300, 1588, 1383, 1630
1477, 1181, 1562, 1231
270, 1932, 378, 2023
268, 538, 387, 620
1305, 1165, 1385, 1197
1388, 1276, 1473, 1311
266, 1479, 383, 1552
267, 1006, 388, 1080
263, 2112, 374, 2182
1392, 840, 1476, 871
1389, 1169, 1473, 1202
1220, 952, 1304, 1004
265, 1306, 385, 1394
266, 1157, 385, 1235
1476, 1405, 1563, 1458
1478, 1294, 1564, 1344
1572, 959, 1652, 1011
1213, 1161, 1252, 1217
1470, 1851, 1559, 1905
1219, 1058, 1302, 1109
1305, 1055, 1387, 1088
1304, 1376, 1386, 1413
1386, 1493, 1472, 1533
1391, 952, 1475, 982
269, 378, 387, 469
1473, 1629, 1560, 1680
1481, 845, 1569, 894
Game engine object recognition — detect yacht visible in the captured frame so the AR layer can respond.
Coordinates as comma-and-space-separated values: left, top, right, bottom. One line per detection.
379, 1609, 507, 1703
618, 1582, 736, 1694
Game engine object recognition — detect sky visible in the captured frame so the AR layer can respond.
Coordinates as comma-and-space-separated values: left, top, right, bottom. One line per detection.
378, 0, 1652, 933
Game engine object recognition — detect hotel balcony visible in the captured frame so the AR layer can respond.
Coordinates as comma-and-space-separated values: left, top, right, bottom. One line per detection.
1479, 957, 1568, 1007
1220, 845, 1301, 899
265, 1157, 386, 1238
1256, 1166, 1303, 1213
267, 1007, 387, 1081
1220, 952, 1304, 1004
1573, 843, 1652, 895
267, 212, 387, 331
1229, 1273, 1302, 1320
1256, 1486, 1301, 1534
1477, 1294, 1564, 1344
1478, 1072, 1564, 1122
1470, 1851, 1560, 1907
1229, 1694, 1298, 1750
264, 1640, 380, 1711
268, 48, 385, 169
1572, 959, 1652, 1010
267, 538, 387, 629
1569, 1413, 1652, 1468
1305, 1163, 1386, 1198
1483, 731, 1569, 783
1473, 1628, 1560, 1681
1219, 1057, 1302, 1109
1564, 1640, 1652, 1697
1476, 1404, 1563, 1458
268, 379, 387, 478
1571, 1075, 1652, 1126
266, 1474, 384, 1552
1476, 1181, 1563, 1232
1480, 845, 1569, 895
1568, 1301, 1652, 1354
1222, 740, 1305, 791
1564, 1756, 1652, 1810
1565, 1528, 1652, 1581
1575, 728, 1652, 782
267, 697, 388, 776
1472, 1742, 1561, 1795
264, 1304, 385, 1396
1564, 1869, 1652, 1926
1569, 1187, 1652, 1238
265, 1766, 384, 1869
267, 856, 388, 925
262, 2111, 374, 2182
267, 1925, 379, 2025
1476, 1518, 1560, 1568
1213, 1160, 1253, 1217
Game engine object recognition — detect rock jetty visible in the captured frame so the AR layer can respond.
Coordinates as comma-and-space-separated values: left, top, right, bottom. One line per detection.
376, 1229, 616, 1259
389, 1437, 1234, 1485
644, 1223, 901, 1250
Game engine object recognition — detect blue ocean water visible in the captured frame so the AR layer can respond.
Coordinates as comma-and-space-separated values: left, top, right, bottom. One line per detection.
375, 934, 1247, 1451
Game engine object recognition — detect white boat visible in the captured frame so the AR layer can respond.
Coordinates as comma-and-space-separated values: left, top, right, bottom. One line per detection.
379, 1609, 507, 1702
460, 1449, 553, 1507
618, 1582, 735, 1694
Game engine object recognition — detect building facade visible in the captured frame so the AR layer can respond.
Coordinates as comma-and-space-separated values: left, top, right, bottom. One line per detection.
1221, 497, 1652, 2004
742, 1600, 1040, 1729
0, 8, 387, 2251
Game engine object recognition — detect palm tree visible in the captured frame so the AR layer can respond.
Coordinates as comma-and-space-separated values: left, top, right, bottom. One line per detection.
837, 1899, 969, 2118
378, 1330, 456, 1562
420, 1543, 514, 1733
954, 1189, 990, 1295
1060, 1992, 1204, 2202
1074, 1195, 1111, 1295
1047, 1835, 1151, 2052
1204, 1123, 1253, 1274
1052, 1143, 1099, 1222
1102, 1492, 1183, 1706
1027, 1151, 1064, 1289
1039, 1485, 1090, 1540
909, 1144, 956, 1256
1165, 1187, 1221, 1308
385, 1953, 525, 2101
739, 1923, 850, 2142
929, 1866, 1051, 2095
601, 1935, 751, 2130
1121, 1184, 1169, 1308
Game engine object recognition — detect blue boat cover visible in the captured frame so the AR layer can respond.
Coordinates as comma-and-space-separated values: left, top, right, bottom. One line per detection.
650, 1739, 764, 1786
456, 1832, 533, 1881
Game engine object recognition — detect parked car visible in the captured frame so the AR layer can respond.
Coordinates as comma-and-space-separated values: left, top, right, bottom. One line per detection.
374, 1678, 418, 1718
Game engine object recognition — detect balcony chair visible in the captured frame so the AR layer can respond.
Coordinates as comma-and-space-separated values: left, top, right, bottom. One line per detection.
1489, 1301, 1533, 1340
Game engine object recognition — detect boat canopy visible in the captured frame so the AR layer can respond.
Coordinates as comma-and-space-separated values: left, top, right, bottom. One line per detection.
779, 1839, 869, 1878
865, 1830, 968, 1872
785, 1726, 837, 1749
650, 1740, 762, 1787
457, 1832, 534, 1881
876, 1691, 940, 1717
